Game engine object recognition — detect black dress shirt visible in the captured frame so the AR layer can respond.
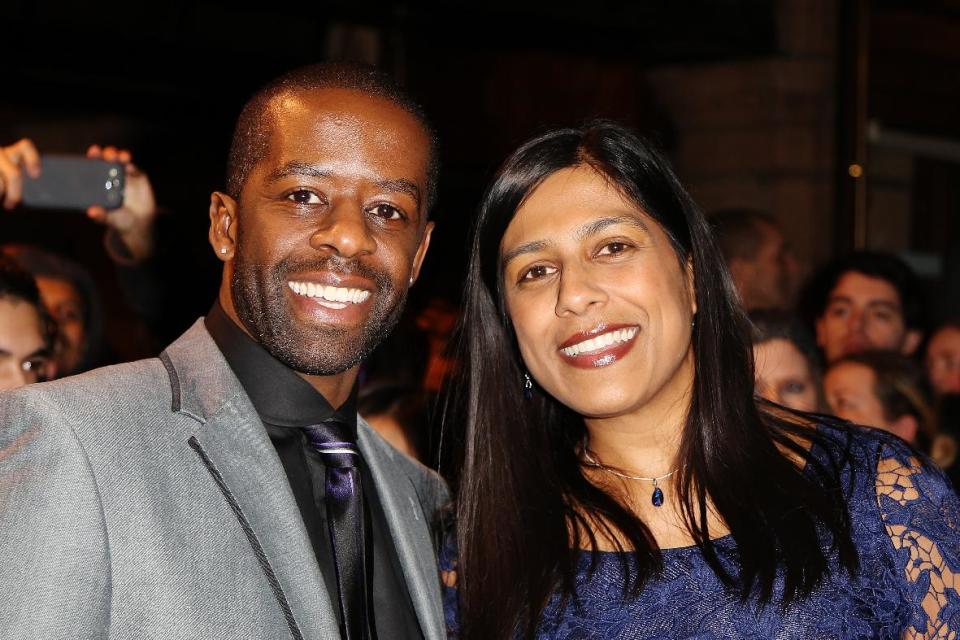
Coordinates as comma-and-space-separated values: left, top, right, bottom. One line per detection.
205, 302, 422, 640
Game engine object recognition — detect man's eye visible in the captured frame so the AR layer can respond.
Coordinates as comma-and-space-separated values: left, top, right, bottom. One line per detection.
829, 305, 849, 318
21, 358, 45, 374
520, 265, 556, 282
368, 203, 403, 220
287, 190, 322, 205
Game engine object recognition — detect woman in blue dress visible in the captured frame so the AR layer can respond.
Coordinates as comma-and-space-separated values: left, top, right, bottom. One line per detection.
440, 121, 959, 639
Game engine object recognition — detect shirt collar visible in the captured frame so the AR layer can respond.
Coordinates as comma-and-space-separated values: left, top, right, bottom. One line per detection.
205, 300, 358, 435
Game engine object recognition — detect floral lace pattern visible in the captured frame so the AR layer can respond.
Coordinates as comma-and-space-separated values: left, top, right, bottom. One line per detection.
440, 424, 960, 639
877, 453, 959, 639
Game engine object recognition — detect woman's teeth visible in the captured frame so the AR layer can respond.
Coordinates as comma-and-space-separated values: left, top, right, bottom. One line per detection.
561, 327, 638, 357
288, 281, 371, 304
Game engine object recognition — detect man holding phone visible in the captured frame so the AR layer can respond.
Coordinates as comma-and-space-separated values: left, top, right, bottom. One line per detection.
0, 62, 447, 640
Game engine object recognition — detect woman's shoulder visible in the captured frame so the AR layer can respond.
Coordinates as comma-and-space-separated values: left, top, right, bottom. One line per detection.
808, 414, 926, 473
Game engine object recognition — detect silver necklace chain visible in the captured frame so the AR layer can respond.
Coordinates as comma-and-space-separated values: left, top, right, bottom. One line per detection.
580, 446, 678, 485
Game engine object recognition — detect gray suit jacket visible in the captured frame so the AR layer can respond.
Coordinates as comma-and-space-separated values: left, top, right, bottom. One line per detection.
0, 320, 449, 640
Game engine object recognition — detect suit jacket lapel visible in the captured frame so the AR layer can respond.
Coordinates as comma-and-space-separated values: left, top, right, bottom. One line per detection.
163, 321, 340, 639
358, 421, 445, 640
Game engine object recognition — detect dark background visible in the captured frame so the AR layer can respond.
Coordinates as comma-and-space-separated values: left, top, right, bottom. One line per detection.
3, 0, 959, 362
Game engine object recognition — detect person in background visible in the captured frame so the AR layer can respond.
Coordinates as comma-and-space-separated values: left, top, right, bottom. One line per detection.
0, 140, 157, 265
0, 255, 53, 390
749, 309, 824, 412
1, 244, 103, 376
0, 140, 161, 375
805, 252, 924, 364
926, 320, 960, 397
358, 381, 427, 462
823, 350, 956, 470
709, 208, 797, 311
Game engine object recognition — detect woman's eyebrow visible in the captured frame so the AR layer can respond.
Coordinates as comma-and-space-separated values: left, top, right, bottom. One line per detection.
502, 240, 549, 267
574, 215, 649, 240
502, 215, 650, 267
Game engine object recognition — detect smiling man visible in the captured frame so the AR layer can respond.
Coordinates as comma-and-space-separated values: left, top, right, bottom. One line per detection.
0, 63, 446, 640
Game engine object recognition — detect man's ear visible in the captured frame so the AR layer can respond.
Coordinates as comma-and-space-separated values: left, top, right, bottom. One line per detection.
890, 414, 918, 445
408, 220, 434, 285
209, 191, 238, 261
902, 329, 922, 356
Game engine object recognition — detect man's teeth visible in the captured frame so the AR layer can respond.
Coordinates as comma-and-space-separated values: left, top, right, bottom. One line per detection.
288, 281, 371, 304
561, 327, 638, 357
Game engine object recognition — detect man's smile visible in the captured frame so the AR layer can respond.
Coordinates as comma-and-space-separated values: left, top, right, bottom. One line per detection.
287, 280, 372, 308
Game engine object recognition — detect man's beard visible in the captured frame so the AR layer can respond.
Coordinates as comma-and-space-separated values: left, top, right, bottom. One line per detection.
231, 246, 408, 376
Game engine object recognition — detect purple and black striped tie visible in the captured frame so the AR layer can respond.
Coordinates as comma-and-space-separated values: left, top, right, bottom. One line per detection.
304, 420, 372, 640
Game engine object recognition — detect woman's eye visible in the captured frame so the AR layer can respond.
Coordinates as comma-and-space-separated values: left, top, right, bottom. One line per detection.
520, 265, 556, 282
287, 190, 322, 205
783, 381, 807, 395
368, 203, 404, 220
597, 241, 630, 256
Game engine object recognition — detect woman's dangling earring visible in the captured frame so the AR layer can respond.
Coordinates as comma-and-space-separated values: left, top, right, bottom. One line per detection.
523, 373, 534, 400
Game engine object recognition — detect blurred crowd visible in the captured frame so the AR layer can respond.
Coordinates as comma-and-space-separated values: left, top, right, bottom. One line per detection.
1, 139, 958, 484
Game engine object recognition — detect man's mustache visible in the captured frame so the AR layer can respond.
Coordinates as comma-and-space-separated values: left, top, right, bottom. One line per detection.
275, 255, 393, 291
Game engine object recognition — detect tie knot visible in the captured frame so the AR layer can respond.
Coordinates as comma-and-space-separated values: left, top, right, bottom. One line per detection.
304, 420, 360, 469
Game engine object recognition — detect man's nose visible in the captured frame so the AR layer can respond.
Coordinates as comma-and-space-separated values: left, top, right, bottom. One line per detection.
847, 308, 866, 333
554, 264, 607, 317
308, 203, 376, 258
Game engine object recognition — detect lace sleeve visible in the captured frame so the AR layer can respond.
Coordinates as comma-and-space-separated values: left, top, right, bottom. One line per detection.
438, 530, 461, 639
875, 441, 960, 639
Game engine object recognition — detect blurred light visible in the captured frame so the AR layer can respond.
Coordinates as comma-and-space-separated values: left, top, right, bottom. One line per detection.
848, 163, 863, 178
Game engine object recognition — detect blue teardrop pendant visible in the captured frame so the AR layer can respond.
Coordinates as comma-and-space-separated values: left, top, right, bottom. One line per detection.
651, 485, 664, 507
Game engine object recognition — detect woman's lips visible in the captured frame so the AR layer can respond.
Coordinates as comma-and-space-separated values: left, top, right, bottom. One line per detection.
558, 325, 640, 369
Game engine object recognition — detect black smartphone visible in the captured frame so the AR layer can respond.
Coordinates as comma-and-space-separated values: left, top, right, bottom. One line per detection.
21, 155, 125, 211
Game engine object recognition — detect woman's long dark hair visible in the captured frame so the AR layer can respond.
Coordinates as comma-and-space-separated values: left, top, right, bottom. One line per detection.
447, 121, 857, 640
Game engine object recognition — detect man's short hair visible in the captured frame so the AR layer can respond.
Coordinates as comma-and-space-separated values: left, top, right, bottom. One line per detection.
805, 251, 926, 331
0, 254, 43, 309
709, 208, 778, 263
0, 254, 52, 348
225, 62, 439, 211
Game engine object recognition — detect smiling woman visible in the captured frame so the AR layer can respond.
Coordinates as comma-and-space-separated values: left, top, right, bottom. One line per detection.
441, 121, 960, 640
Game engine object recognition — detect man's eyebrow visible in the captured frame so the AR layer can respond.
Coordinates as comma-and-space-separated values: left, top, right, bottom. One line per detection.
264, 161, 331, 184
263, 163, 422, 208
375, 178, 422, 209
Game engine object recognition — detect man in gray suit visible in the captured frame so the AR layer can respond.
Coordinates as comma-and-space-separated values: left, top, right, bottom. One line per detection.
0, 63, 447, 640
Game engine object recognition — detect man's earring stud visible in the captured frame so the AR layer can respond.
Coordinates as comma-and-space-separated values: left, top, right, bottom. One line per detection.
220, 247, 228, 255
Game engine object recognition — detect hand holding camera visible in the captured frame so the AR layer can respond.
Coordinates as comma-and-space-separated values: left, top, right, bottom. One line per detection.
0, 139, 158, 264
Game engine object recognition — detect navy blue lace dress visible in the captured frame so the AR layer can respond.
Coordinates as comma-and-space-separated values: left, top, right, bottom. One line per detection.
440, 423, 960, 639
